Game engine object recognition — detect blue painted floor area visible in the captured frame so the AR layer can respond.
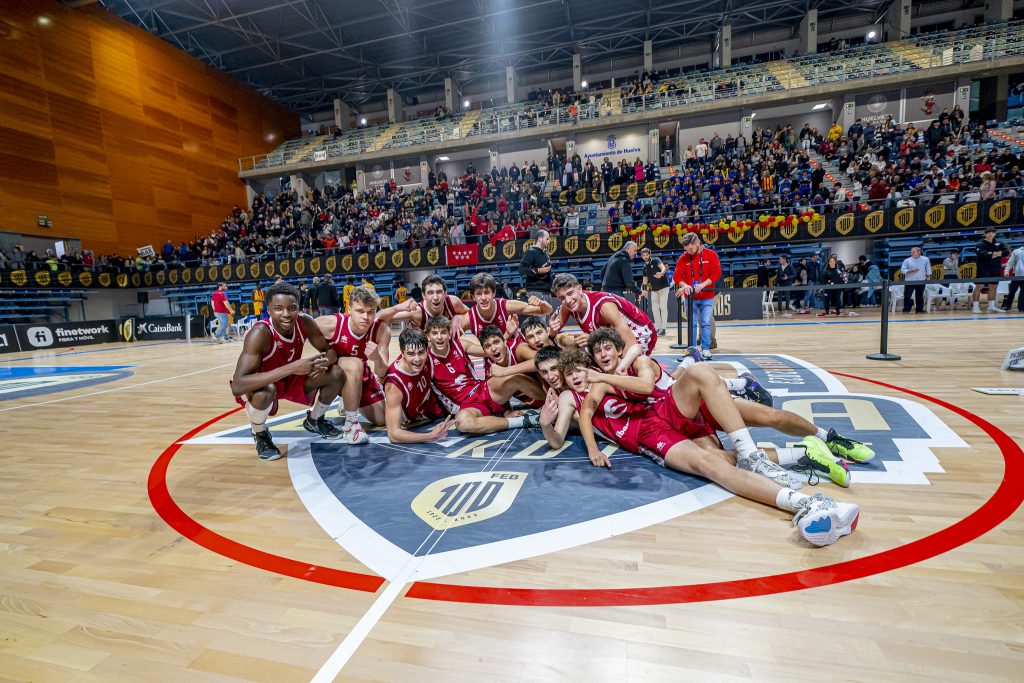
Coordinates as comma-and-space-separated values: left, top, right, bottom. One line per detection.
0, 340, 190, 363
0, 365, 135, 401
0, 365, 132, 376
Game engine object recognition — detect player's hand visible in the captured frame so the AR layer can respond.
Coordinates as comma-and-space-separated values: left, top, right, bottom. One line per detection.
296, 353, 328, 376
540, 389, 559, 425
585, 368, 606, 384
613, 359, 631, 375
400, 298, 418, 311
588, 448, 612, 468
548, 313, 563, 334
426, 416, 453, 442
489, 363, 512, 378
573, 332, 589, 348
450, 314, 464, 339
364, 341, 378, 358
505, 313, 519, 337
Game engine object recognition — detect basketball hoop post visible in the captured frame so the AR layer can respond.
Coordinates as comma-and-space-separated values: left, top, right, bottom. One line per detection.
867, 279, 901, 361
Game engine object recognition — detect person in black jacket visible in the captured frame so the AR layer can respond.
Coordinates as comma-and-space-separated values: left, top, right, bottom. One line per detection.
602, 241, 639, 303
973, 227, 1010, 313
317, 274, 341, 315
776, 255, 798, 312
820, 254, 845, 317
519, 229, 556, 309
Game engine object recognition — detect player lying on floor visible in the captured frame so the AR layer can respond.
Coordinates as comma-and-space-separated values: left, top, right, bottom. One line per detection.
424, 314, 546, 435
383, 328, 454, 444
551, 347, 861, 547
230, 282, 346, 461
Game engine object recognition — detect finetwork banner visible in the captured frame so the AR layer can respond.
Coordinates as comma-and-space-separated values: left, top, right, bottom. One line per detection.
8, 320, 118, 353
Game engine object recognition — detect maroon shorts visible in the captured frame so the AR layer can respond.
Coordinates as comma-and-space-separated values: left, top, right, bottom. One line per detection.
460, 381, 507, 418
360, 365, 385, 408
233, 374, 316, 417
695, 400, 724, 431
637, 394, 716, 466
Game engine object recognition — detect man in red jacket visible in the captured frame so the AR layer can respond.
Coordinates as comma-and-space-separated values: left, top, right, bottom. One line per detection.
673, 232, 721, 359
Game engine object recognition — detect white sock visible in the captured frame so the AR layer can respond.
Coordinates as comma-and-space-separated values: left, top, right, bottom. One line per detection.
775, 488, 809, 512
724, 377, 747, 392
678, 356, 696, 370
506, 416, 524, 429
775, 447, 806, 466
345, 410, 359, 425
727, 428, 758, 458
310, 400, 331, 420
245, 403, 272, 433
815, 427, 829, 441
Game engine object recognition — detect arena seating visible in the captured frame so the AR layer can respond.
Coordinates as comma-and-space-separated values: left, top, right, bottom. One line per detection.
0, 290, 88, 324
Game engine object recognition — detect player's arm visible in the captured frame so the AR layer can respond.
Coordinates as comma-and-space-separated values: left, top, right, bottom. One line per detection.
549, 303, 572, 336
507, 295, 553, 316
447, 295, 470, 315
553, 332, 580, 349
377, 298, 418, 324
459, 336, 485, 357
489, 358, 536, 378
303, 315, 338, 364
598, 303, 642, 372
541, 389, 576, 450
230, 326, 325, 396
579, 384, 612, 468
586, 358, 657, 396
366, 324, 392, 381
384, 382, 452, 443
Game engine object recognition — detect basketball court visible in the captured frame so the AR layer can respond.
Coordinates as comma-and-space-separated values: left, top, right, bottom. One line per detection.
1, 312, 1021, 682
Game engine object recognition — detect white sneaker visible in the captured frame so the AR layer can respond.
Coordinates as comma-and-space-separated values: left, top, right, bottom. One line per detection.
972, 304, 982, 313
792, 493, 860, 547
989, 306, 1006, 313
342, 422, 370, 445
737, 449, 803, 490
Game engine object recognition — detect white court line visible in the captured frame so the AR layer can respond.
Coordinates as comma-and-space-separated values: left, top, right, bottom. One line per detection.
0, 362, 235, 412
310, 434, 519, 681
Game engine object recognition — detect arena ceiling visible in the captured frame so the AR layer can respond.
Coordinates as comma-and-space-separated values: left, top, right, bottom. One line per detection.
83, 0, 896, 115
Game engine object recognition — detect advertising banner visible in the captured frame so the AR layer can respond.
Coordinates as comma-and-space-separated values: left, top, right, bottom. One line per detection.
118, 316, 195, 342
11, 320, 118, 352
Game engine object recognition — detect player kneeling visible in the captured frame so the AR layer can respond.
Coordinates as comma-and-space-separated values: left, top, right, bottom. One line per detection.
559, 349, 860, 547
230, 282, 346, 461
383, 328, 453, 444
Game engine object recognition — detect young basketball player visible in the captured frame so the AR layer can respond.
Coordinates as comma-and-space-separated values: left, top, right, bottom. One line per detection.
478, 325, 546, 407
230, 282, 345, 461
425, 314, 546, 435
315, 285, 390, 444
383, 328, 453, 444
388, 275, 469, 335
549, 273, 657, 373
488, 315, 583, 378
560, 349, 861, 547
462, 273, 552, 336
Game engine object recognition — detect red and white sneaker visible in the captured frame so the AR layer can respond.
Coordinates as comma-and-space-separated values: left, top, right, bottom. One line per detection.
342, 422, 370, 445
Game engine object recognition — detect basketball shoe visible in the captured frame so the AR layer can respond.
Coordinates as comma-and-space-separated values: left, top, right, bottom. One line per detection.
737, 449, 803, 489
824, 428, 875, 462
792, 492, 860, 546
736, 372, 773, 407
253, 430, 282, 461
303, 412, 343, 439
341, 421, 370, 444
792, 437, 851, 487
521, 410, 542, 429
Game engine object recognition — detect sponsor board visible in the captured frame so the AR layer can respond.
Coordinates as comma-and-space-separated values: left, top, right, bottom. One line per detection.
8, 320, 118, 353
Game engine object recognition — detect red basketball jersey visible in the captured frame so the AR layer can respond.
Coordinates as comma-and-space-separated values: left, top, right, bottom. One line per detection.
570, 386, 647, 453
482, 335, 522, 376
252, 318, 308, 371
414, 296, 460, 330
428, 337, 484, 413
466, 298, 511, 336
385, 358, 444, 422
612, 361, 674, 404
328, 313, 382, 360
572, 290, 657, 354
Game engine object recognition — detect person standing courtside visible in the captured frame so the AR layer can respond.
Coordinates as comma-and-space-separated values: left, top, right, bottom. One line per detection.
640, 247, 669, 335
1003, 243, 1024, 313
317, 274, 341, 315
900, 246, 930, 314
673, 232, 720, 359
520, 229, 556, 310
602, 241, 639, 304
211, 282, 234, 343
973, 228, 1009, 313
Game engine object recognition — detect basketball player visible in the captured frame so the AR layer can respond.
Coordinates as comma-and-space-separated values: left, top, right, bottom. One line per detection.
462, 273, 552, 336
586, 328, 860, 487
316, 285, 390, 444
478, 325, 546, 407
383, 328, 453, 444
230, 282, 345, 461
549, 273, 657, 373
424, 314, 546, 434
560, 349, 860, 547
488, 316, 579, 378
388, 274, 469, 336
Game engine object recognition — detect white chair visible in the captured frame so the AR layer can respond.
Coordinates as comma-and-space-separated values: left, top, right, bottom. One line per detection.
888, 285, 905, 313
925, 284, 951, 312
949, 282, 975, 309
762, 290, 777, 318
231, 315, 257, 338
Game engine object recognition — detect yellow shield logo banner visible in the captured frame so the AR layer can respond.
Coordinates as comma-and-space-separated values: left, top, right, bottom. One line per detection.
547, 236, 558, 254
835, 213, 855, 236
808, 214, 826, 237
99, 272, 113, 287
143, 272, 153, 286
754, 225, 771, 242
58, 271, 73, 286
410, 249, 421, 267
168, 269, 178, 284
294, 259, 305, 275
78, 271, 93, 287
626, 183, 638, 200
501, 242, 516, 260
608, 185, 621, 201
358, 253, 370, 271
428, 247, 440, 265
249, 262, 259, 279
894, 208, 914, 231
235, 264, 246, 279
482, 243, 496, 261
989, 200, 1011, 225
704, 230, 719, 245
654, 230, 670, 249
864, 211, 884, 233
727, 228, 744, 243
341, 254, 353, 272
263, 262, 274, 278
924, 206, 945, 229
195, 268, 205, 283
279, 260, 290, 276
221, 265, 232, 280
208, 266, 218, 281
558, 191, 568, 205
131, 273, 141, 287
780, 222, 798, 240
181, 269, 191, 284
956, 203, 977, 227
643, 181, 657, 197
575, 189, 586, 204
116, 274, 129, 288
35, 270, 51, 286
523, 239, 535, 252
608, 232, 624, 252
374, 252, 387, 270
11, 270, 27, 286
391, 251, 404, 268
586, 234, 601, 253
564, 236, 579, 255
156, 270, 165, 285
411, 472, 527, 531
310, 257, 322, 274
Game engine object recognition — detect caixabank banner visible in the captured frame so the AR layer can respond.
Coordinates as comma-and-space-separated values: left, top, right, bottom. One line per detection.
7, 320, 118, 353
118, 316, 199, 342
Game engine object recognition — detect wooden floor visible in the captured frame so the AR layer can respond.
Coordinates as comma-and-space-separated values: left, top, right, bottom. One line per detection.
1, 311, 1022, 683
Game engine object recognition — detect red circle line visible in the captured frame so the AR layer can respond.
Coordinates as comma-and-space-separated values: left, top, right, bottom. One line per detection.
149, 373, 1023, 607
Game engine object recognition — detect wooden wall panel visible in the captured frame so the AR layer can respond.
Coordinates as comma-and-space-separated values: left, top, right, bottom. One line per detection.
0, 0, 298, 255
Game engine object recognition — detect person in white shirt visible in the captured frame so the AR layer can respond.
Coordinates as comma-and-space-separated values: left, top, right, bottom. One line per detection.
900, 246, 931, 314
1004, 245, 1024, 313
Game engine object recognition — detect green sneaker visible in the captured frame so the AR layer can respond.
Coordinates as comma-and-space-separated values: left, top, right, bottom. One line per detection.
825, 428, 875, 463
793, 436, 851, 488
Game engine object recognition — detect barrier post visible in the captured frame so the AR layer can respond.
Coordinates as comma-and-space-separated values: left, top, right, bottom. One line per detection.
867, 279, 901, 361
669, 292, 687, 349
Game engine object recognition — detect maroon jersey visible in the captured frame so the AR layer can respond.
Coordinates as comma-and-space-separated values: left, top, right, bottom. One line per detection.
571, 290, 657, 354
428, 337, 485, 413
254, 318, 307, 370
327, 313, 383, 360
414, 296, 460, 330
385, 358, 444, 422
570, 386, 647, 453
466, 298, 511, 336
612, 361, 674, 404
482, 335, 522, 376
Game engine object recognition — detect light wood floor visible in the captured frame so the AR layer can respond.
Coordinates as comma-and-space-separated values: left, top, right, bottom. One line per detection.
1, 312, 1022, 682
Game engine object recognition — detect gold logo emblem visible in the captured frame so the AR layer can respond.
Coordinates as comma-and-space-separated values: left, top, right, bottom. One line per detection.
143, 272, 153, 286
35, 270, 51, 286
195, 267, 205, 283
263, 262, 274, 277
626, 182, 638, 200
482, 243, 496, 261
156, 270, 165, 285
644, 181, 657, 197
575, 189, 586, 204
654, 229, 669, 249
116, 273, 129, 288
754, 225, 771, 242
78, 271, 93, 287
894, 208, 914, 231
249, 262, 259, 278
181, 269, 191, 284
279, 260, 290, 276
864, 210, 885, 233
310, 257, 322, 274
168, 269, 178, 284
293, 259, 305, 275
608, 232, 623, 252
58, 271, 73, 286
547, 236, 558, 254
208, 266, 218, 281
131, 273, 141, 287
326, 255, 337, 273
221, 265, 231, 280
391, 251, 404, 268
989, 200, 1011, 225
341, 254, 353, 272
590, 189, 600, 203
501, 241, 516, 260
924, 206, 945, 229
564, 236, 578, 254
780, 223, 798, 240
956, 203, 977, 227
835, 213, 855, 235
428, 247, 440, 265
358, 253, 369, 271
808, 213, 826, 237
410, 472, 527, 530
99, 272, 113, 287
523, 239, 535, 252
119, 319, 135, 343
410, 249, 421, 267
608, 185, 621, 201
558, 191, 568, 205
586, 234, 601, 252
235, 264, 245, 279
375, 251, 387, 270
704, 230, 719, 245
11, 270, 27, 286
727, 228, 744, 243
